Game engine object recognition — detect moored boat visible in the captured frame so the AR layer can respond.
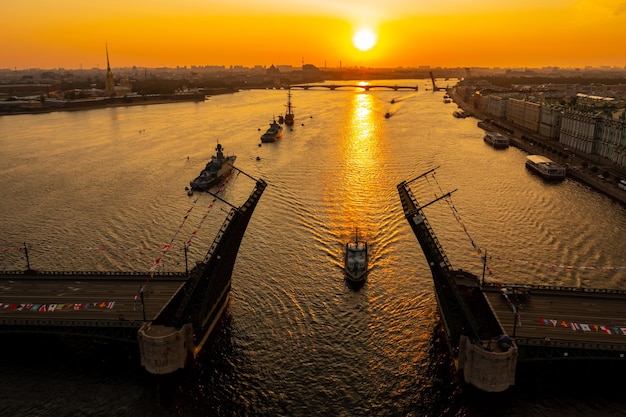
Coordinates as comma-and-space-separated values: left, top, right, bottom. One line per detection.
190, 142, 236, 190
260, 119, 283, 143
284, 90, 295, 126
525, 155, 566, 180
344, 228, 368, 284
483, 132, 509, 149
453, 109, 467, 118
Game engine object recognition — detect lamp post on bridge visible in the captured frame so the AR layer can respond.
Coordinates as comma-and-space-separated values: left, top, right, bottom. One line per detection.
184, 244, 189, 277
23, 242, 32, 272
481, 250, 487, 287
139, 286, 146, 322
512, 303, 521, 338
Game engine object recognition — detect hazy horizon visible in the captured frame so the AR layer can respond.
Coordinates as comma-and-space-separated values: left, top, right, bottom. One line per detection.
3, 63, 626, 73
3, 0, 626, 70
4, 64, 626, 71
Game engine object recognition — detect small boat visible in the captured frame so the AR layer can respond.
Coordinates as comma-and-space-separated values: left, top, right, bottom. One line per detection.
483, 132, 509, 149
260, 119, 283, 143
525, 155, 566, 180
189, 142, 236, 190
284, 90, 295, 126
453, 109, 467, 118
344, 228, 368, 284
385, 112, 391, 119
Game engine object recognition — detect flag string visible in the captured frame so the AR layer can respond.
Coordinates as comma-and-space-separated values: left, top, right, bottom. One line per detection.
184, 171, 233, 249
135, 172, 237, 305
430, 171, 482, 254
423, 172, 625, 274
482, 253, 626, 271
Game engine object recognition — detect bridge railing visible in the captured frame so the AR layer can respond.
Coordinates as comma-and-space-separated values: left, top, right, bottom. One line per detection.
0, 270, 187, 278
201, 179, 266, 263
517, 337, 626, 351
482, 282, 626, 296
203, 208, 236, 263
402, 183, 452, 270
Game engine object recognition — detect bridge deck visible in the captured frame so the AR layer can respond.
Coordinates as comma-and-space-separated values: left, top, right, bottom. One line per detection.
483, 285, 626, 346
0, 273, 186, 323
289, 84, 419, 90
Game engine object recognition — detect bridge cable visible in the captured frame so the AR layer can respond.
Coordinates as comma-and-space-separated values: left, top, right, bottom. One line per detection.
133, 171, 237, 306
428, 172, 482, 255
184, 171, 234, 250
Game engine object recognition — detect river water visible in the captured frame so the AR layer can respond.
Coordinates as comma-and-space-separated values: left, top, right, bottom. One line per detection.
1, 80, 626, 416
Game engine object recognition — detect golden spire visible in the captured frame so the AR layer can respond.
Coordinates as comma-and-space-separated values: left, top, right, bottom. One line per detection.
104, 42, 116, 96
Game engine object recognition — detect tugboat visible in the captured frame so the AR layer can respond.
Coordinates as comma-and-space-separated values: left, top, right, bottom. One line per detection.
189, 142, 236, 190
344, 228, 369, 284
284, 90, 295, 126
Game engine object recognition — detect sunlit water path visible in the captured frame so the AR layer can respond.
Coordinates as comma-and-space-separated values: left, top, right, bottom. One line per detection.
1, 80, 625, 416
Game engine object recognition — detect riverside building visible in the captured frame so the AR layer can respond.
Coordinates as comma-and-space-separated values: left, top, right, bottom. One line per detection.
456, 82, 626, 170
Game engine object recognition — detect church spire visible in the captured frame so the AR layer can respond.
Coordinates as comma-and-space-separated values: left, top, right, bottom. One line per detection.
104, 42, 116, 96
106, 43, 111, 72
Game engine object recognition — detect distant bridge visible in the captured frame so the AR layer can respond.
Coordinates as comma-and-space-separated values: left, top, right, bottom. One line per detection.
289, 84, 419, 91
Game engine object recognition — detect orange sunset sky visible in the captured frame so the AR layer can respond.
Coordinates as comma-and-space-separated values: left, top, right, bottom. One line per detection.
2, 0, 625, 70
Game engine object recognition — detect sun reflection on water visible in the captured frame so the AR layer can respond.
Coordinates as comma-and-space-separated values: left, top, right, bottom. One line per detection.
328, 92, 387, 251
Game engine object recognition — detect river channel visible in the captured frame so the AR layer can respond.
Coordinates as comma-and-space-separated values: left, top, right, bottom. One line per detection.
1, 80, 625, 416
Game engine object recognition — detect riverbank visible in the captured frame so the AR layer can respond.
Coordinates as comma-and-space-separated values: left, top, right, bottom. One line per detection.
448, 87, 626, 207
0, 88, 238, 116
0, 94, 203, 116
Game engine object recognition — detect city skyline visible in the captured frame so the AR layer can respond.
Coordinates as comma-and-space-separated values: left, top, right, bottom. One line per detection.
3, 0, 626, 70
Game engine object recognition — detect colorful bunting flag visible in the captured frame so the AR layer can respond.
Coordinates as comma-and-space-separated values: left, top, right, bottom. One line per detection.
1, 301, 116, 311
538, 318, 625, 336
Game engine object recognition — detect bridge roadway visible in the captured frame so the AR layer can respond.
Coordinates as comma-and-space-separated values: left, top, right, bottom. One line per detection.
3, 271, 626, 358
0, 271, 187, 324
289, 84, 419, 91
481, 283, 626, 357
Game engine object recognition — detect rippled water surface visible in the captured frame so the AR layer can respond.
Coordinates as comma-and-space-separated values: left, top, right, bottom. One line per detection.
1, 80, 626, 416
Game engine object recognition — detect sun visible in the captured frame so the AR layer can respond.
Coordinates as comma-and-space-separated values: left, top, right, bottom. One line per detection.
352, 28, 377, 52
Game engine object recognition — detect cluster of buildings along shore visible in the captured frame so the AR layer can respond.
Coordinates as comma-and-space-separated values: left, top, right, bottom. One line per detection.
452, 79, 626, 170
3, 60, 626, 174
